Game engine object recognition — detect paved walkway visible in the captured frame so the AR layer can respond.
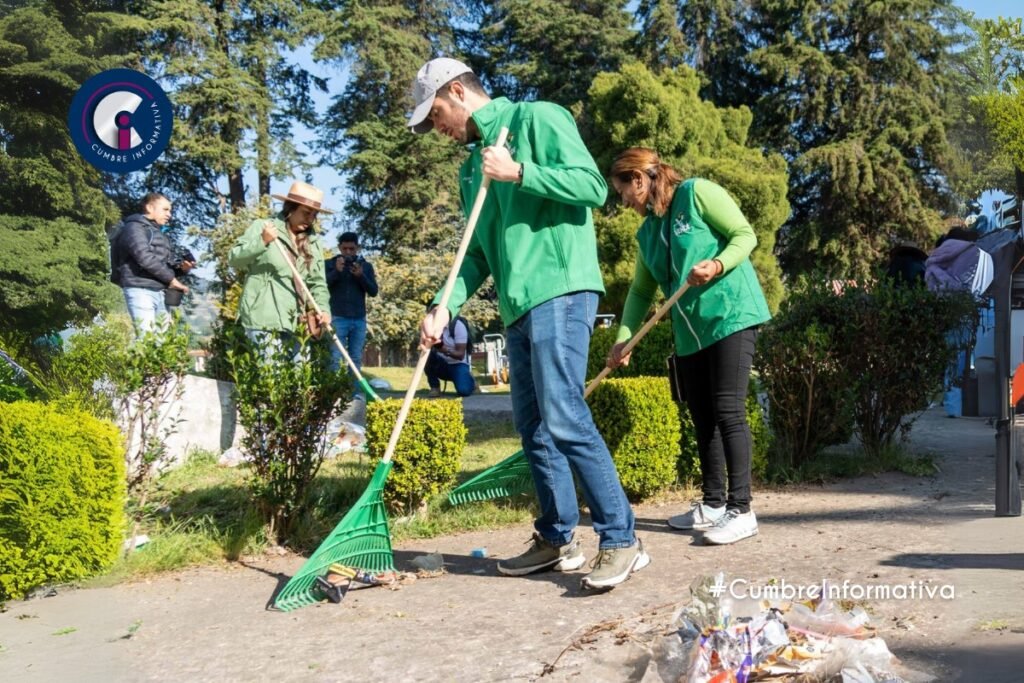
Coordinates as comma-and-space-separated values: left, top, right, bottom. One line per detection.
1, 408, 1022, 682
338, 391, 513, 427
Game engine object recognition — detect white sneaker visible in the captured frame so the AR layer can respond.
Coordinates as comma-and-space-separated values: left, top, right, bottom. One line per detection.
703, 510, 758, 545
666, 502, 726, 530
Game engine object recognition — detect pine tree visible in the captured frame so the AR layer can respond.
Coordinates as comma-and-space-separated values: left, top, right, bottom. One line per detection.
133, 0, 321, 222
632, 0, 687, 72
465, 0, 634, 108
0, 2, 135, 341
749, 0, 959, 279
311, 0, 466, 252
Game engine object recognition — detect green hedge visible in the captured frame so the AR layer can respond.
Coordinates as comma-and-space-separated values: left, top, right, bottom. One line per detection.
366, 398, 467, 513
756, 276, 976, 468
0, 401, 125, 601
586, 323, 675, 380
589, 377, 680, 501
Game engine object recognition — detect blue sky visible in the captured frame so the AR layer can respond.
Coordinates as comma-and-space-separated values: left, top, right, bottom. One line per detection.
259, 1, 1023, 244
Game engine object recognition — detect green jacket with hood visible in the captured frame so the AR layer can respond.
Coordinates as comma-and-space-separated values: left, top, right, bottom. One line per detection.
228, 217, 330, 332
616, 178, 770, 357
434, 97, 607, 325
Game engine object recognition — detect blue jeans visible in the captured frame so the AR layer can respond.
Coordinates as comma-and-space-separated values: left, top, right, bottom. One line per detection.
506, 291, 636, 549
330, 316, 367, 373
426, 352, 476, 396
123, 287, 167, 335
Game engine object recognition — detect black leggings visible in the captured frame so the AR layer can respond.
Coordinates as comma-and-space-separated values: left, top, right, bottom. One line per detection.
674, 327, 757, 513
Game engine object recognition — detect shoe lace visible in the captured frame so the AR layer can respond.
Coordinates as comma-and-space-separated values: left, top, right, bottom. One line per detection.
710, 509, 739, 529
589, 548, 614, 570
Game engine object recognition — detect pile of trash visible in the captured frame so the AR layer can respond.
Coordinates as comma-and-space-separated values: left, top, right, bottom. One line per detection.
216, 418, 366, 467
648, 574, 921, 683
326, 418, 366, 456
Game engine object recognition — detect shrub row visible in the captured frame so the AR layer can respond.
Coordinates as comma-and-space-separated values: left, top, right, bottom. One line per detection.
0, 401, 125, 601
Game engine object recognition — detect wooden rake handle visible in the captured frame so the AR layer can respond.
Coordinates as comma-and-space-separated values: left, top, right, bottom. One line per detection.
583, 280, 692, 397
273, 239, 367, 386
381, 127, 511, 464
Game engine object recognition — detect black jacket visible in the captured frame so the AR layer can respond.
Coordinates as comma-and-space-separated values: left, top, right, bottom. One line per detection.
110, 214, 176, 290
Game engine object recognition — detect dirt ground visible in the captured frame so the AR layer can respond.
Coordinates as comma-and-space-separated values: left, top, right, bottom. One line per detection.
2, 406, 1024, 682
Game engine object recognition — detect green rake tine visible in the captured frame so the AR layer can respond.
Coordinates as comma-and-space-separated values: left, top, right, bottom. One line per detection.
447, 449, 534, 504
273, 461, 395, 612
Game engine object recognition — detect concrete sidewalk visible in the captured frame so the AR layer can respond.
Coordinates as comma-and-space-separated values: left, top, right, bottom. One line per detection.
2, 407, 1022, 682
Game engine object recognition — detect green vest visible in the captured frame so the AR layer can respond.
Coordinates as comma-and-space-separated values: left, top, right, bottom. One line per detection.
636, 179, 770, 356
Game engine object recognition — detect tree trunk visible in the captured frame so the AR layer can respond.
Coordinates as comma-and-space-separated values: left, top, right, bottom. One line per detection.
228, 166, 246, 212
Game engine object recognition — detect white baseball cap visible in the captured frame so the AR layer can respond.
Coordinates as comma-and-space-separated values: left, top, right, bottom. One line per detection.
408, 57, 474, 134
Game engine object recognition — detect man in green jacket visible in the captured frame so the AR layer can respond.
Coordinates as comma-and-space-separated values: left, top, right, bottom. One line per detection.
410, 58, 648, 590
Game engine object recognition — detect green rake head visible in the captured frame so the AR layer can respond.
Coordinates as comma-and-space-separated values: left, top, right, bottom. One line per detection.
273, 461, 395, 612
447, 449, 535, 505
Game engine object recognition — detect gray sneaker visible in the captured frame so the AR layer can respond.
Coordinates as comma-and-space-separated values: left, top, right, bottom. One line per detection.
580, 539, 650, 590
497, 533, 586, 576
667, 502, 726, 530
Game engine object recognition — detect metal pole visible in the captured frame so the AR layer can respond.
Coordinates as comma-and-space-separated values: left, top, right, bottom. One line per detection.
995, 264, 1022, 516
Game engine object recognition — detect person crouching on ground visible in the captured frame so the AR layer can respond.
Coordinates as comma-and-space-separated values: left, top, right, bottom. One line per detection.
228, 181, 332, 353
409, 57, 647, 590
426, 315, 477, 397
607, 148, 770, 546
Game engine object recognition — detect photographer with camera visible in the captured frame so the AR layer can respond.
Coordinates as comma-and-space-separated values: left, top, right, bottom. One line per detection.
110, 191, 192, 334
325, 232, 378, 391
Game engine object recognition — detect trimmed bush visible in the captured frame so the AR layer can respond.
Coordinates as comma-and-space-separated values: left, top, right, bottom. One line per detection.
588, 377, 680, 501
587, 323, 675, 380
0, 401, 125, 600
366, 398, 467, 513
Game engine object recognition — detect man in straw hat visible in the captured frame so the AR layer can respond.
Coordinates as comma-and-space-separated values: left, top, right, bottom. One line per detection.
410, 57, 648, 590
229, 181, 332, 349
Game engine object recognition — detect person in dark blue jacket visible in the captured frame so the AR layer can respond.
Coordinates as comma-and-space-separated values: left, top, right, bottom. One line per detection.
325, 232, 378, 384
109, 192, 192, 333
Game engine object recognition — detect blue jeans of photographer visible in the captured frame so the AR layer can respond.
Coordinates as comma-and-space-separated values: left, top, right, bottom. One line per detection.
123, 287, 167, 335
506, 291, 636, 550
331, 316, 367, 399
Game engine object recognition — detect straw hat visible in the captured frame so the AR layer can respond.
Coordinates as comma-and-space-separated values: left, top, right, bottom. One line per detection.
271, 181, 333, 214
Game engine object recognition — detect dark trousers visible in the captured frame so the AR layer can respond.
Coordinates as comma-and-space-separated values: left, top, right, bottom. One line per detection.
674, 327, 757, 513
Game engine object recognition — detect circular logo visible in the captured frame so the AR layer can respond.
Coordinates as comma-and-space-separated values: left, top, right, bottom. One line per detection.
67, 68, 173, 174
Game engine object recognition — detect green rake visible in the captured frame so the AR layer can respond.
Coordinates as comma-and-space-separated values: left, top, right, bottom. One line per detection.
273, 127, 509, 611
274, 238, 381, 403
447, 280, 693, 505
272, 460, 394, 611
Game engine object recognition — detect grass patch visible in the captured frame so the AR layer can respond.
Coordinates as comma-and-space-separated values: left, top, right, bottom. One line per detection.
100, 415, 531, 583
978, 619, 1011, 632
364, 366, 510, 394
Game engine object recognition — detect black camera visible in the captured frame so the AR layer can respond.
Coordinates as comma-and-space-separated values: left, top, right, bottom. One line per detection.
171, 248, 197, 270
343, 254, 358, 266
